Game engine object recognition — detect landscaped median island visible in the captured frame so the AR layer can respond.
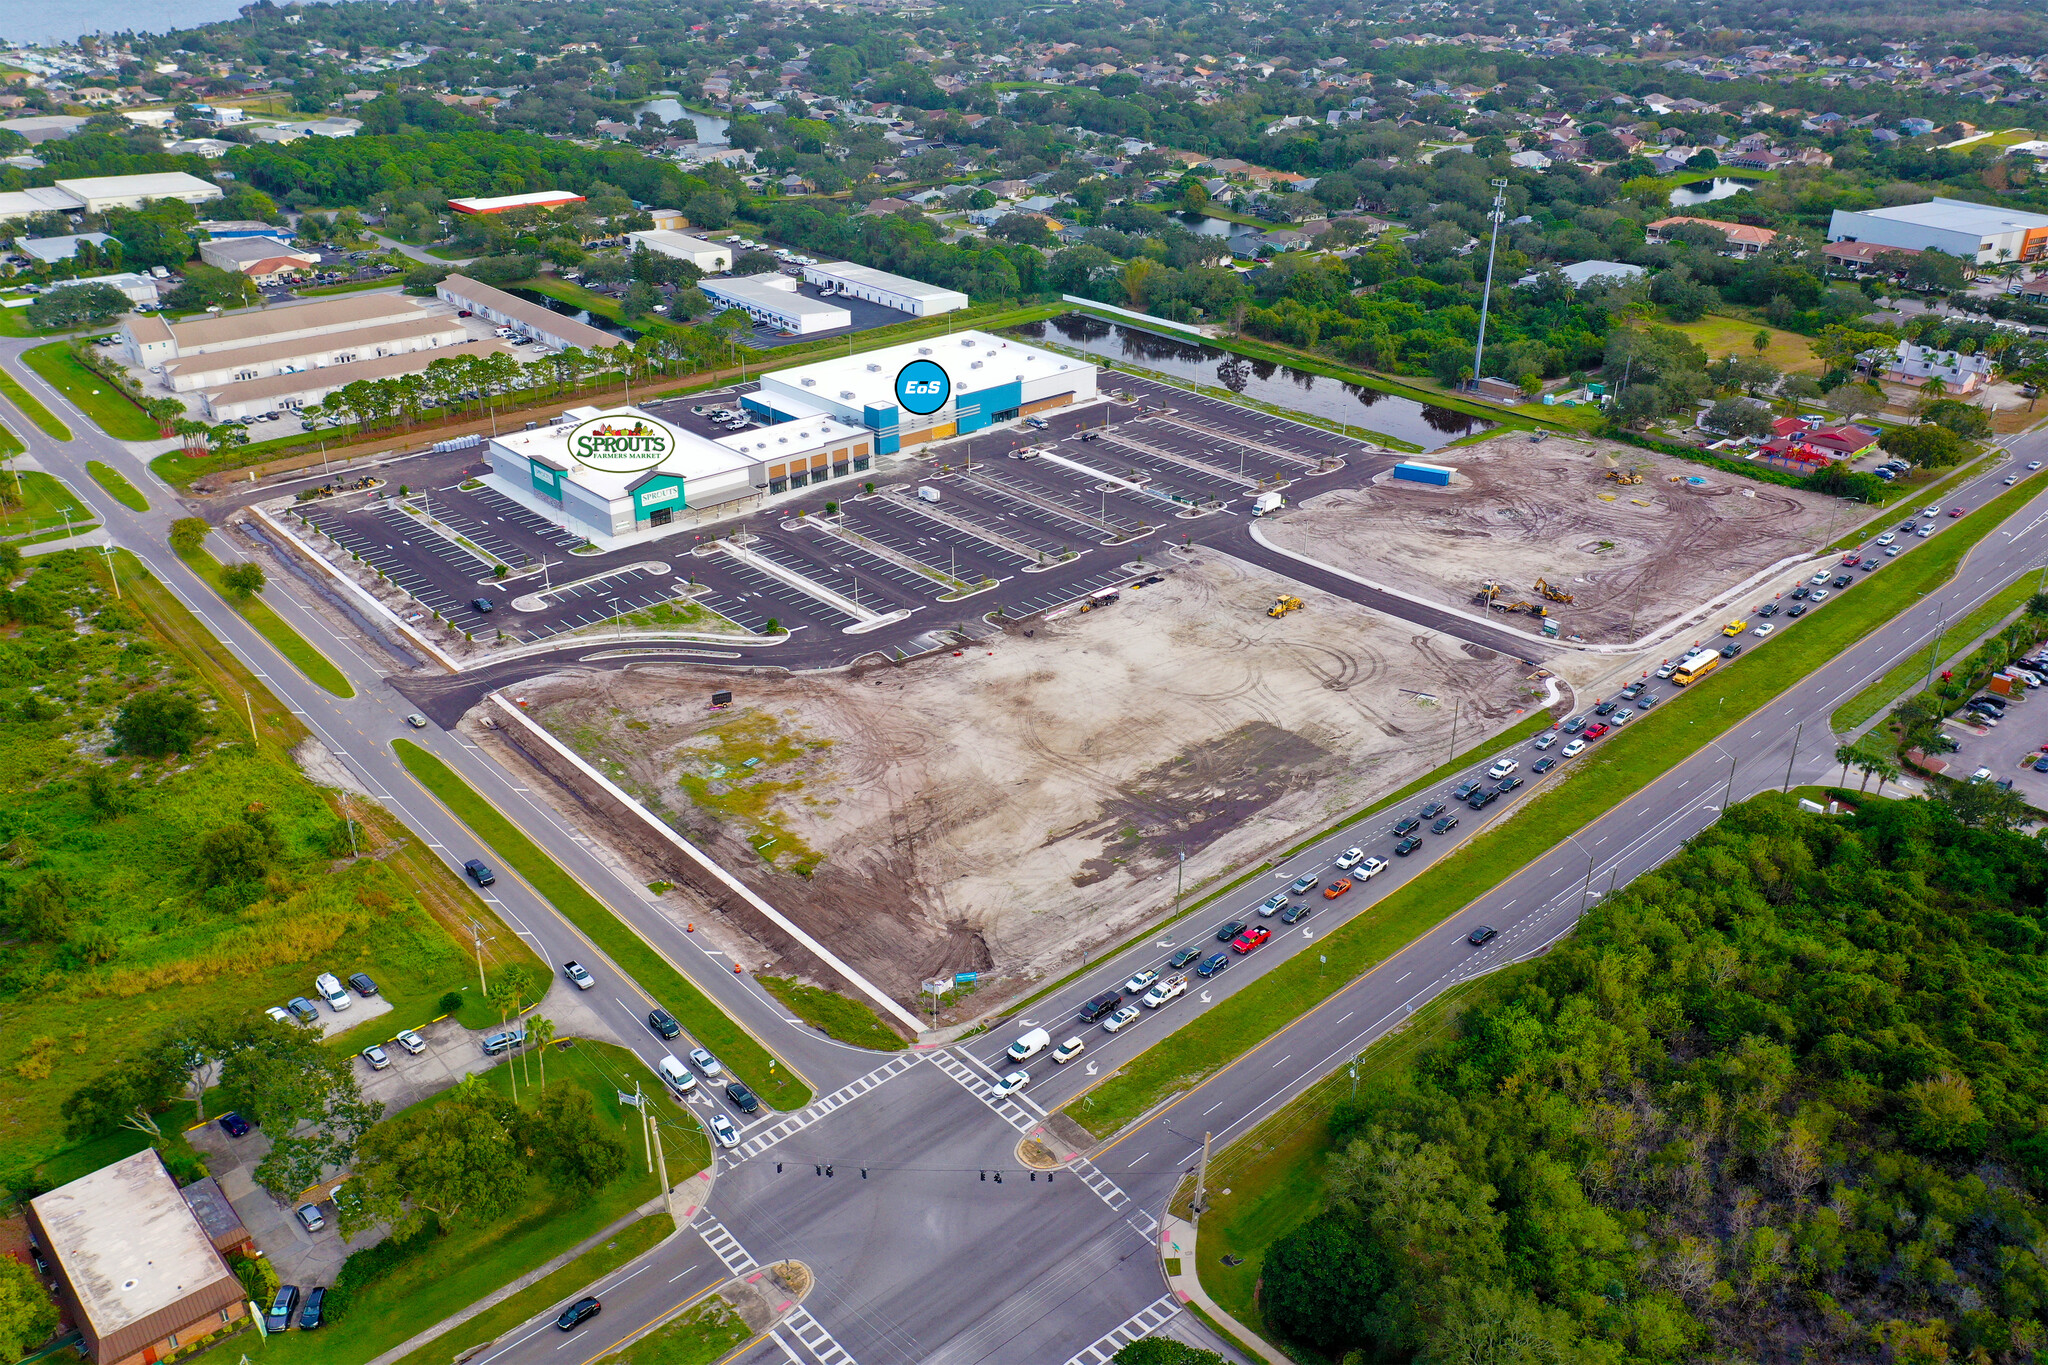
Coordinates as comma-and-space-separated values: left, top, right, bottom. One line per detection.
0, 364, 71, 440
84, 459, 149, 512
21, 342, 158, 441
391, 738, 814, 1109
757, 974, 910, 1050
1063, 471, 2048, 1138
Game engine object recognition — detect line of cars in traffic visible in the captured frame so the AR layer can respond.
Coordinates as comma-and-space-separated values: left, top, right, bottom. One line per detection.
645, 1007, 757, 1151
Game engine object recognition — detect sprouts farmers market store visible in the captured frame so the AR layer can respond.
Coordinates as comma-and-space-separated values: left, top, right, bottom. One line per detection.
486, 333, 1097, 548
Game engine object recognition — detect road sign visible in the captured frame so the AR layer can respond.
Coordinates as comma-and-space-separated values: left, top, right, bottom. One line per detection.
954, 972, 979, 986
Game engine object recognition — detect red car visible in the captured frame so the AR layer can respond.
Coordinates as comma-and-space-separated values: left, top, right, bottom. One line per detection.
1323, 877, 1354, 900
1950, 507, 1965, 518
1231, 926, 1272, 954
1582, 722, 1611, 740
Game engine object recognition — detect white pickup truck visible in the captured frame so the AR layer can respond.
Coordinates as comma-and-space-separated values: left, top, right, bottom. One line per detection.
1142, 975, 1189, 1009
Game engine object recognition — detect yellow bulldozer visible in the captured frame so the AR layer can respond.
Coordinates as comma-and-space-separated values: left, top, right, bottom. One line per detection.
1268, 594, 1304, 618
1534, 577, 1575, 605
1476, 579, 1501, 605
1603, 467, 1642, 485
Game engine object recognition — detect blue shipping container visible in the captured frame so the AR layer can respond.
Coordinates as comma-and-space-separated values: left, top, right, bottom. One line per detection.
1392, 461, 1455, 486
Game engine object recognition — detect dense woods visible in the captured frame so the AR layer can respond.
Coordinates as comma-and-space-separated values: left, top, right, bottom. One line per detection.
1260, 792, 2048, 1364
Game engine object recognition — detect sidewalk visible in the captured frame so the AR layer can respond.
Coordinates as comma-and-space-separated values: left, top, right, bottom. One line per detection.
1158, 1215, 1293, 1365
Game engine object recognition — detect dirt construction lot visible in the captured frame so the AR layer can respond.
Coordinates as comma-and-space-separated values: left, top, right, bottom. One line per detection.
1264, 434, 1839, 645
501, 555, 1541, 1014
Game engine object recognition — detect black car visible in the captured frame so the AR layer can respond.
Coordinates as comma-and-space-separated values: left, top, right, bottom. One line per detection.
557, 1297, 601, 1331
1468, 926, 1498, 946
725, 1081, 760, 1114
1757, 603, 1779, 618
267, 1286, 300, 1334
1831, 575, 1852, 589
1720, 642, 1744, 659
1196, 952, 1229, 977
1497, 775, 1524, 793
1532, 757, 1557, 775
1468, 788, 1500, 810
1418, 800, 1447, 818
463, 858, 495, 886
1453, 779, 1483, 801
1790, 585, 1812, 600
347, 972, 379, 997
1619, 682, 1644, 698
1215, 920, 1247, 942
1078, 990, 1123, 1022
300, 1287, 327, 1331
471, 597, 496, 613
1280, 902, 1313, 925
647, 1008, 681, 1039
1637, 693, 1659, 709
220, 1112, 253, 1138
1393, 835, 1423, 856
1392, 816, 1421, 836
1787, 604, 1807, 617
1168, 947, 1202, 970
1593, 700, 1617, 716
1431, 814, 1460, 834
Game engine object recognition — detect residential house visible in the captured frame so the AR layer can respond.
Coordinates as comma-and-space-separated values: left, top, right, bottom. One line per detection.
1879, 341, 1994, 394
1646, 216, 1779, 255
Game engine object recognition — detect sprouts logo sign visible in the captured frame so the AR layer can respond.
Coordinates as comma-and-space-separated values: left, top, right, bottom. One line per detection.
566, 415, 676, 473
894, 359, 951, 416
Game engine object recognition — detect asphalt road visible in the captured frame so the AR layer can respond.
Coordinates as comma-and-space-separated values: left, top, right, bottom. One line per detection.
8, 327, 2048, 1364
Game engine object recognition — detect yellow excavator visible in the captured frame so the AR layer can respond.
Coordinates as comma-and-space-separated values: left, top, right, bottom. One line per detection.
1491, 599, 1548, 617
1268, 594, 1305, 618
1534, 577, 1575, 605
1476, 579, 1501, 605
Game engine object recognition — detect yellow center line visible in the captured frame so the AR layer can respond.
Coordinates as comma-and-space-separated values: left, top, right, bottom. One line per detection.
570, 1279, 721, 1365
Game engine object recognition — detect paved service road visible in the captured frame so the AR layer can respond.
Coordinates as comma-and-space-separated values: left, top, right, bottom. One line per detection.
7, 325, 2046, 1365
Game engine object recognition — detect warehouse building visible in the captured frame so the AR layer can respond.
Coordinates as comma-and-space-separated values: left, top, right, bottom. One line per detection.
699, 272, 850, 335
120, 293, 434, 367
743, 330, 1097, 453
196, 236, 321, 282
447, 190, 586, 215
198, 339, 514, 420
27, 1151, 247, 1365
53, 172, 223, 214
1826, 197, 2048, 265
433, 274, 621, 352
160, 313, 472, 393
483, 403, 872, 548
800, 261, 969, 316
626, 229, 731, 271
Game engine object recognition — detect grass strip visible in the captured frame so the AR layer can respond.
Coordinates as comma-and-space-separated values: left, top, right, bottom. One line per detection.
1832, 570, 2039, 732
0, 365, 71, 440
758, 975, 910, 1051
173, 544, 356, 698
22, 343, 157, 440
85, 460, 148, 511
590, 1295, 752, 1365
15, 523, 100, 547
391, 739, 813, 1110
996, 709, 1557, 1025
387, 1213, 676, 1365
1065, 472, 2048, 1137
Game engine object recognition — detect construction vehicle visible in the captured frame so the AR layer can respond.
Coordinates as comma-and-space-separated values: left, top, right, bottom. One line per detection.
1268, 594, 1305, 618
1488, 599, 1548, 617
1534, 577, 1575, 605
1476, 579, 1502, 605
1603, 467, 1642, 485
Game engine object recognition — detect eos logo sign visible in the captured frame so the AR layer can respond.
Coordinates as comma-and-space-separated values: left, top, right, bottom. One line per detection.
894, 359, 951, 416
566, 415, 676, 473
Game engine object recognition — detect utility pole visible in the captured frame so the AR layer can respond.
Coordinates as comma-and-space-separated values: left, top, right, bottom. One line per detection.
651, 1106, 672, 1215
1783, 720, 1801, 793
467, 918, 495, 994
1723, 754, 1739, 810
243, 690, 257, 741
1174, 849, 1185, 917
1447, 697, 1460, 764
1924, 602, 1949, 690
99, 541, 120, 599
637, 1083, 651, 1172
1191, 1131, 1212, 1222
1470, 178, 1509, 389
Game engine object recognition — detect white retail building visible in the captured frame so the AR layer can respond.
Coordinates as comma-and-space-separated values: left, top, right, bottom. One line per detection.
699, 272, 850, 335
1826, 197, 2048, 265
625, 229, 732, 272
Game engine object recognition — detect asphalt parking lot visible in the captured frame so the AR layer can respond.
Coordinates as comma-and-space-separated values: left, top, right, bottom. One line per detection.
1938, 689, 2048, 805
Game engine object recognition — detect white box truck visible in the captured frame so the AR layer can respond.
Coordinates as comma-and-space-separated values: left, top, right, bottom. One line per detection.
916, 486, 943, 504
1252, 491, 1285, 516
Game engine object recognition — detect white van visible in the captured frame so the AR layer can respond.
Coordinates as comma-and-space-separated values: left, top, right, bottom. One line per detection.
1006, 1028, 1051, 1062
658, 1054, 698, 1097
314, 973, 350, 1011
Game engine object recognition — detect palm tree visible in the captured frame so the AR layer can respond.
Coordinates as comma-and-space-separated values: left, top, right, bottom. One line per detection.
1834, 743, 1860, 790
1868, 756, 1900, 798
528, 1015, 556, 1089
485, 976, 519, 1096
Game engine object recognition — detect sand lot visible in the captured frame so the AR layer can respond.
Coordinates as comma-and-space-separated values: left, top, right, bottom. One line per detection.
1265, 435, 1838, 645
503, 554, 1542, 1013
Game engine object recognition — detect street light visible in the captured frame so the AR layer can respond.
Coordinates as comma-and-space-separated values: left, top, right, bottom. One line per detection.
1703, 737, 1740, 809
1558, 829, 1597, 913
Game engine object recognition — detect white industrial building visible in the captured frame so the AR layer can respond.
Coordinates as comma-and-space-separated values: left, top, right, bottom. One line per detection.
52, 172, 223, 214
1827, 197, 2048, 265
120, 294, 433, 367
159, 314, 472, 393
199, 340, 515, 421
433, 275, 621, 352
743, 330, 1097, 454
700, 272, 850, 334
484, 404, 874, 549
800, 261, 969, 316
626, 229, 731, 272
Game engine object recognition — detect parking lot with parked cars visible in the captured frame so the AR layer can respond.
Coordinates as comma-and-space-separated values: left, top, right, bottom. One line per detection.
1934, 650, 2048, 807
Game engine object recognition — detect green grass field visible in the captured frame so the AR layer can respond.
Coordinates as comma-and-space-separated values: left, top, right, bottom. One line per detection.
1832, 571, 2040, 731
21, 343, 157, 440
1666, 314, 1822, 372
250, 1039, 703, 1365
0, 470, 90, 538
84, 459, 149, 511
391, 739, 814, 1110
174, 543, 356, 698
1065, 471, 2048, 1137
0, 365, 72, 440
758, 975, 909, 1050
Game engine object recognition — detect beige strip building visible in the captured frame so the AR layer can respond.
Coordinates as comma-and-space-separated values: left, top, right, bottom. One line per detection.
160, 315, 472, 393
200, 338, 514, 420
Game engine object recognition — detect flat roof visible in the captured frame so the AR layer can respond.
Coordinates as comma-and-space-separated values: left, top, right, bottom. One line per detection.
31, 1151, 235, 1339
53, 171, 221, 201
200, 236, 317, 264
703, 273, 851, 321
164, 314, 467, 379
448, 190, 586, 214
164, 293, 428, 353
204, 339, 514, 406
804, 260, 969, 303
436, 275, 620, 351
716, 414, 868, 462
0, 186, 88, 218
1854, 196, 2048, 235
762, 329, 1091, 403
627, 229, 729, 257
492, 405, 761, 499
